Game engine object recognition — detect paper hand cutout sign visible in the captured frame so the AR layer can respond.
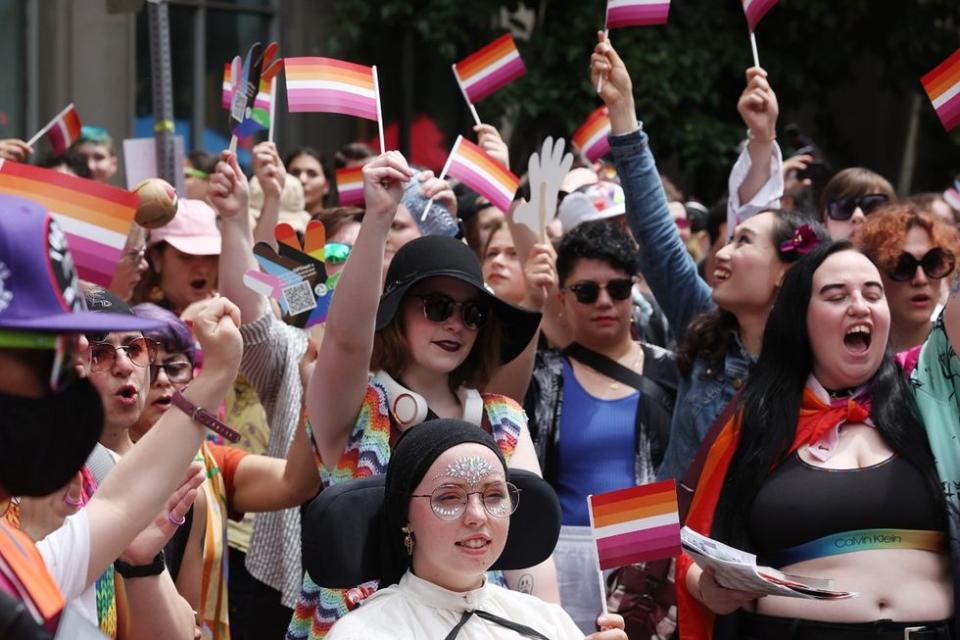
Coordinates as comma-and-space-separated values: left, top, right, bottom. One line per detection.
244, 221, 340, 328
512, 136, 573, 242
230, 41, 283, 138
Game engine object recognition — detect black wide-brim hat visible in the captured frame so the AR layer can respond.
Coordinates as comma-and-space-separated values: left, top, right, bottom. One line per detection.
376, 235, 541, 364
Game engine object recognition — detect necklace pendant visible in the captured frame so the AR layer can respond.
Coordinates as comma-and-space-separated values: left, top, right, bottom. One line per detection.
610, 382, 620, 390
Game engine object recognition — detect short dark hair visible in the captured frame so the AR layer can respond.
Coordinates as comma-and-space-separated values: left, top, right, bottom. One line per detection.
187, 150, 218, 175
556, 220, 639, 286
334, 142, 376, 169
36, 149, 92, 179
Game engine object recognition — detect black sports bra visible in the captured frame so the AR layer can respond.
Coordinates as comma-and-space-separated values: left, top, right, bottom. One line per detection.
749, 452, 945, 559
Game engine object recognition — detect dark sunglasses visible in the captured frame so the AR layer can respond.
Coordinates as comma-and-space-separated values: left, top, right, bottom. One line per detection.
825, 193, 889, 221
887, 248, 956, 282
149, 360, 194, 384
89, 337, 158, 373
412, 293, 489, 330
565, 278, 634, 304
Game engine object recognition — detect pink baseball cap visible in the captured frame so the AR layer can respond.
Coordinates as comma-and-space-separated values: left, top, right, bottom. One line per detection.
149, 199, 221, 256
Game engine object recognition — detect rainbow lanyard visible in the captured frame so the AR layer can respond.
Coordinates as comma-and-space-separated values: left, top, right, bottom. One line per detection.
761, 528, 947, 568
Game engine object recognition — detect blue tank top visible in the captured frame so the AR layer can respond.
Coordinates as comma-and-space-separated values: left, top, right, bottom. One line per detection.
557, 358, 639, 526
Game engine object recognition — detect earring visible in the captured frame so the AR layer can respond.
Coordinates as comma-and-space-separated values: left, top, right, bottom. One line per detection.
401, 526, 414, 556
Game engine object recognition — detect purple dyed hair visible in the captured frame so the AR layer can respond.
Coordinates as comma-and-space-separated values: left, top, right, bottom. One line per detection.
131, 303, 196, 365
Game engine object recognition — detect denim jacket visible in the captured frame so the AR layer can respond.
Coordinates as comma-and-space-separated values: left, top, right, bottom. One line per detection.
610, 127, 754, 482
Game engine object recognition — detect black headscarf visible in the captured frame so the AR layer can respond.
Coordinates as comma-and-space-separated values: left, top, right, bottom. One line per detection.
379, 419, 507, 586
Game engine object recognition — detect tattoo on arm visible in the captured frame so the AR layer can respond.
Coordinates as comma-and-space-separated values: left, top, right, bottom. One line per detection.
517, 574, 534, 594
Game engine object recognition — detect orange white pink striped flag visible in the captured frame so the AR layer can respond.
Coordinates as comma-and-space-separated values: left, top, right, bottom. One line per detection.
606, 0, 670, 29
335, 166, 365, 207
921, 49, 960, 132
0, 160, 138, 286
589, 480, 681, 570
572, 106, 612, 162
27, 104, 83, 157
441, 136, 519, 213
742, 0, 777, 32
284, 57, 380, 122
453, 34, 526, 104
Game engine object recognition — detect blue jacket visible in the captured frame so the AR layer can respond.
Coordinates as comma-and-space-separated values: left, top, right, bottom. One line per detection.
610, 127, 754, 483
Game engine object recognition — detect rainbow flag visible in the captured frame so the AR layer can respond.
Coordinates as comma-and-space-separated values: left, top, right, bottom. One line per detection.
453, 34, 526, 104
284, 57, 379, 122
0, 161, 137, 287
588, 480, 681, 571
742, 0, 777, 31
606, 0, 670, 29
443, 136, 519, 213
572, 106, 612, 162
921, 49, 960, 132
45, 104, 83, 156
335, 166, 365, 206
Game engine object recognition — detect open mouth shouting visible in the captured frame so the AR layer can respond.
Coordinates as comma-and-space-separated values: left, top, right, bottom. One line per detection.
842, 323, 872, 355
115, 384, 139, 407
713, 266, 731, 283
190, 277, 208, 292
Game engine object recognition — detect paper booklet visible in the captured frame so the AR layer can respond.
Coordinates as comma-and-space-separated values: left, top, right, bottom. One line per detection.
680, 527, 855, 600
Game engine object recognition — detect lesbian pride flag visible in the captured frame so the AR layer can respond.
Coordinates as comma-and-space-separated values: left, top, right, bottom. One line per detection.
922, 49, 960, 132
335, 166, 365, 206
588, 480, 681, 570
453, 34, 526, 104
0, 161, 137, 286
742, 0, 777, 32
606, 0, 670, 29
572, 106, 612, 162
442, 136, 519, 213
45, 104, 83, 156
284, 57, 380, 122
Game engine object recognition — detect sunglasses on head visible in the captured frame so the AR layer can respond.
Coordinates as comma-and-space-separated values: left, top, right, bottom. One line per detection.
564, 278, 634, 304
887, 248, 956, 282
412, 293, 489, 330
89, 337, 158, 373
825, 193, 889, 221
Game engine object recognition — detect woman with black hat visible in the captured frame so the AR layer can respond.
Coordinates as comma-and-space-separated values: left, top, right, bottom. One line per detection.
325, 420, 626, 639
288, 151, 556, 639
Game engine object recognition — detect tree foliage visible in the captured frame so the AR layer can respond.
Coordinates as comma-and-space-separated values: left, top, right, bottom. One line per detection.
328, 0, 959, 200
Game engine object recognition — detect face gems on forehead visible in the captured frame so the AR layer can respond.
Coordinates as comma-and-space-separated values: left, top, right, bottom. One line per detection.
436, 455, 499, 488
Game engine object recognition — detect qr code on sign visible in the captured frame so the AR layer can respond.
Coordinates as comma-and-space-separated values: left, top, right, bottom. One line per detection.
282, 280, 317, 316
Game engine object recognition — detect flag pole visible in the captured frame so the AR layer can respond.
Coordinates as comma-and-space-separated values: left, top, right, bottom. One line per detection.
749, 31, 761, 68
26, 103, 74, 148
587, 494, 610, 617
596, 27, 609, 94
452, 65, 482, 127
268, 76, 278, 143
373, 65, 386, 153
421, 135, 461, 222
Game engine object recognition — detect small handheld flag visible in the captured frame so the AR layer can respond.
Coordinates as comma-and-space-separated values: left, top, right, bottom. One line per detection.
606, 0, 670, 29
572, 106, 612, 163
588, 480, 681, 570
921, 49, 960, 133
0, 161, 138, 286
440, 136, 519, 214
742, 0, 778, 33
335, 166, 365, 207
284, 56, 385, 151
453, 34, 526, 126
27, 104, 83, 156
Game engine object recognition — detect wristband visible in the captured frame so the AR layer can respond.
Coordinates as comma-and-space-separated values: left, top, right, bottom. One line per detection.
171, 388, 241, 442
115, 551, 165, 578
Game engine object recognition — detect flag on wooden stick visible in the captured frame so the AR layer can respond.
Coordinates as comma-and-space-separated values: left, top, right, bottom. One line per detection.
742, 0, 778, 32
606, 0, 670, 29
441, 136, 519, 213
572, 106, 612, 162
588, 480, 681, 571
27, 104, 83, 157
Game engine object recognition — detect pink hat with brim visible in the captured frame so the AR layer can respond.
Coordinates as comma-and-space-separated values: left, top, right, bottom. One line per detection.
149, 199, 221, 256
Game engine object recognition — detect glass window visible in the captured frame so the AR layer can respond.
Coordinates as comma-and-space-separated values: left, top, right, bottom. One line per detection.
0, 0, 24, 138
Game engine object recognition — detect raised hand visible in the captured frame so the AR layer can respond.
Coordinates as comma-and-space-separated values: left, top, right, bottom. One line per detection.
590, 33, 637, 134
737, 67, 778, 142
0, 138, 33, 162
417, 170, 458, 217
474, 124, 510, 169
522, 242, 558, 311
252, 141, 286, 200
182, 296, 243, 375
209, 150, 250, 219
362, 151, 414, 219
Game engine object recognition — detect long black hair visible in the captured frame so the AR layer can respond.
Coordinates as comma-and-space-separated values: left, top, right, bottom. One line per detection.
712, 241, 943, 548
677, 210, 827, 375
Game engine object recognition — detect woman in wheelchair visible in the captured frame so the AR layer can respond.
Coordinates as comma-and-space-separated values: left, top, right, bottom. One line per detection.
309, 419, 627, 639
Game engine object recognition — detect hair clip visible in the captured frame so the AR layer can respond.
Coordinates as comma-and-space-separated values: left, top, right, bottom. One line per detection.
779, 224, 821, 256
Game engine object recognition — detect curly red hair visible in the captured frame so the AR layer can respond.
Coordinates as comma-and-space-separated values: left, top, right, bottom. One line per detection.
859, 203, 960, 274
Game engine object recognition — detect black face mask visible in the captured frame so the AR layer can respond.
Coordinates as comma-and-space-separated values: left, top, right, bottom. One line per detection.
0, 378, 104, 497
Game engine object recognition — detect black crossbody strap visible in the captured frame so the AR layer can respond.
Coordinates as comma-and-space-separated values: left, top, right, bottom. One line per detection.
444, 609, 553, 640
563, 342, 673, 414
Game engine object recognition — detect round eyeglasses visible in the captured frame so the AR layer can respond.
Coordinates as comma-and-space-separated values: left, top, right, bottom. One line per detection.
411, 482, 520, 521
